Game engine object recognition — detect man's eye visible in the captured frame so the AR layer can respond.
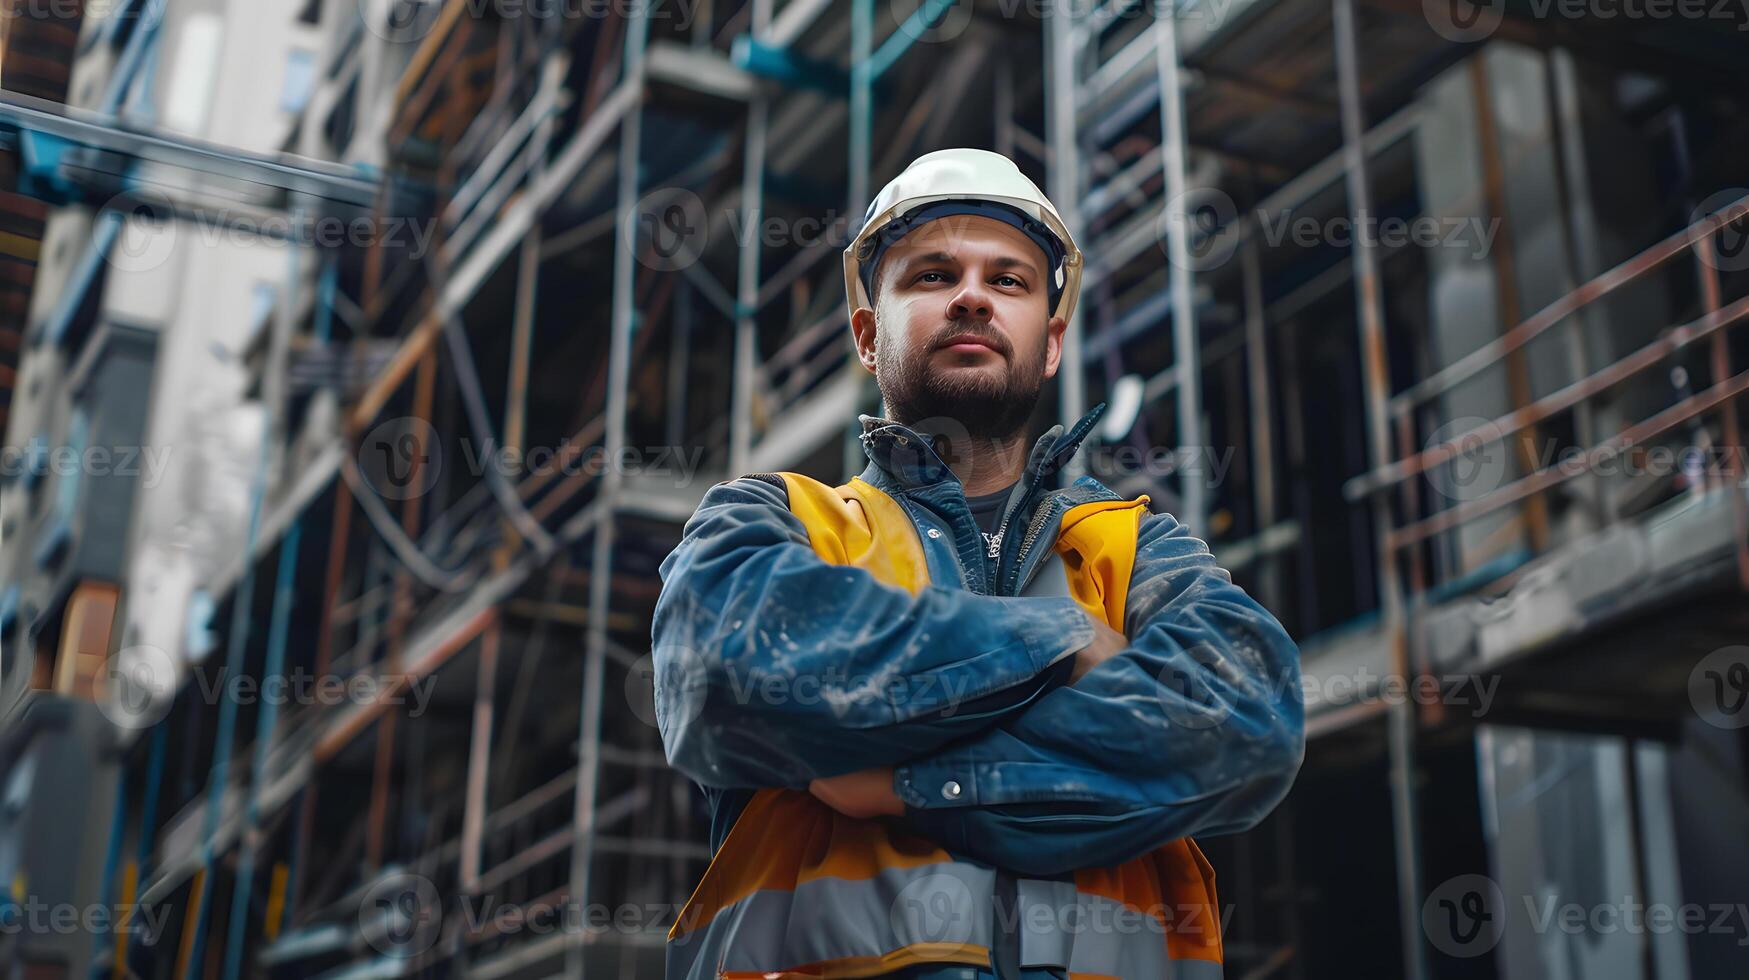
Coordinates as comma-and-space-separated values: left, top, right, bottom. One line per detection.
918, 271, 949, 283
995, 275, 1023, 288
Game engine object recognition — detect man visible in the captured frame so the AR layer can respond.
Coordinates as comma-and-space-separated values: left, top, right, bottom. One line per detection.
653, 148, 1304, 980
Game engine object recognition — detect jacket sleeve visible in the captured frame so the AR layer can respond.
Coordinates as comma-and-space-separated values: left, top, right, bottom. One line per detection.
651, 476, 1096, 791
892, 509, 1305, 876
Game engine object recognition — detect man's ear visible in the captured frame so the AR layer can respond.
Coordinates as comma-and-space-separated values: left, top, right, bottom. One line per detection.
850, 306, 879, 375
1042, 314, 1068, 379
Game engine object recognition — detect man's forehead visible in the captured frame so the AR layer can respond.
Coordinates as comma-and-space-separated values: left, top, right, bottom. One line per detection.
884, 216, 1047, 271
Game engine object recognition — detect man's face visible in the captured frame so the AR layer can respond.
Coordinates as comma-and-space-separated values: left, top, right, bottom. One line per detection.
850, 214, 1067, 442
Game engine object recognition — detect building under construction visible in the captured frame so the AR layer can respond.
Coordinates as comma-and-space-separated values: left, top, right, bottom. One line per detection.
0, 0, 1746, 977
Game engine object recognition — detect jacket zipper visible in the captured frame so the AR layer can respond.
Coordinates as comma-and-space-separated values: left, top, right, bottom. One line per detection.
1000, 491, 1063, 595
985, 510, 1011, 559
1013, 496, 1056, 574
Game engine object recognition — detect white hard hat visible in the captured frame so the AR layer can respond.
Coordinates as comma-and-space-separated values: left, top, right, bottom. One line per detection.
843, 147, 1083, 325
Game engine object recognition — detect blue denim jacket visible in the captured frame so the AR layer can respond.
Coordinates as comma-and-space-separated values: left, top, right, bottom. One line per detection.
651, 403, 1305, 880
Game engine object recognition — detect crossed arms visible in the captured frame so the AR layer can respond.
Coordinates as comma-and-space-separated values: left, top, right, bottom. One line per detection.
650, 477, 1305, 875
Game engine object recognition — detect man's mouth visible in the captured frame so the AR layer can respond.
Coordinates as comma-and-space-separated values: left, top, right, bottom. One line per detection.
936, 333, 1004, 357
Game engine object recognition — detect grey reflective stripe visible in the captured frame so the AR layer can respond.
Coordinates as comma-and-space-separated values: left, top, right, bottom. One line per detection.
1172, 957, 1225, 979
667, 861, 997, 980
1062, 892, 1167, 980
669, 867, 1224, 980
1016, 878, 1079, 968
1014, 878, 1223, 980
1018, 551, 1071, 599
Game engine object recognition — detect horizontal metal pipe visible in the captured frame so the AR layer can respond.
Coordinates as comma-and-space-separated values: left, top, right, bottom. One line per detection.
1349, 292, 1749, 499
1387, 367, 1749, 550
1390, 193, 1749, 414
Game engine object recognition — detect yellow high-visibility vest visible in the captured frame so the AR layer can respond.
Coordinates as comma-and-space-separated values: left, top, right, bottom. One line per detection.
667, 472, 1224, 980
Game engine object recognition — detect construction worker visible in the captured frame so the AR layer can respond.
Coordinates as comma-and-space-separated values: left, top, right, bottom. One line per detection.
652, 147, 1304, 980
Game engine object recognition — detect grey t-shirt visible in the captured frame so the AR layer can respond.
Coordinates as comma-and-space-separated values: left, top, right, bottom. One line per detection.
965, 482, 1018, 536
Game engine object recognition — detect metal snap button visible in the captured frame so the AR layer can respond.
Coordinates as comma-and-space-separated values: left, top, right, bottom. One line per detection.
926, 528, 942, 539
941, 780, 962, 800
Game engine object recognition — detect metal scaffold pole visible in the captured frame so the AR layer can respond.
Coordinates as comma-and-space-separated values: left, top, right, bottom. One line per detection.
731, 7, 771, 476
842, 0, 876, 479
181, 240, 302, 980
1153, 0, 1205, 534
1046, 0, 1086, 467
1331, 0, 1427, 977
221, 520, 303, 980
568, 5, 651, 972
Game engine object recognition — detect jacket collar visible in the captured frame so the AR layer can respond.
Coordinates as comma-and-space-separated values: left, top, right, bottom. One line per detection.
856, 402, 1108, 492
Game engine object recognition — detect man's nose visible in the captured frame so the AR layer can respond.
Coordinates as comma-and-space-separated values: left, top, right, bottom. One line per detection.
947, 280, 993, 320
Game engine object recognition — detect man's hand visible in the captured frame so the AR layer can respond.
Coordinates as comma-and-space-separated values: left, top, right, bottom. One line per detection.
1071, 615, 1128, 683
809, 767, 904, 819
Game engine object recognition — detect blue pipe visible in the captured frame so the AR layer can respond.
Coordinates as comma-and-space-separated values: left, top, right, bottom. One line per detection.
866, 0, 960, 82
88, 767, 127, 980
99, 0, 169, 117
314, 258, 338, 344
221, 522, 303, 980
106, 723, 166, 979
39, 213, 122, 347
183, 274, 283, 980
136, 723, 168, 865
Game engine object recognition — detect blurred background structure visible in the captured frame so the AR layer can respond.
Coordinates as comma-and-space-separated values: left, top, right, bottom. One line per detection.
0, 0, 1746, 977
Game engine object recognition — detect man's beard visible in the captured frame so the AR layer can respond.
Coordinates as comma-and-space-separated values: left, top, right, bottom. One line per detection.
875, 316, 1047, 442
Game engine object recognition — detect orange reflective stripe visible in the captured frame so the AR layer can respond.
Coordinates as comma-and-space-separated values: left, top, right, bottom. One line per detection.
717, 941, 993, 979
669, 788, 959, 940
1070, 838, 1222, 963
668, 788, 821, 939
1166, 839, 1224, 963
797, 808, 957, 885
